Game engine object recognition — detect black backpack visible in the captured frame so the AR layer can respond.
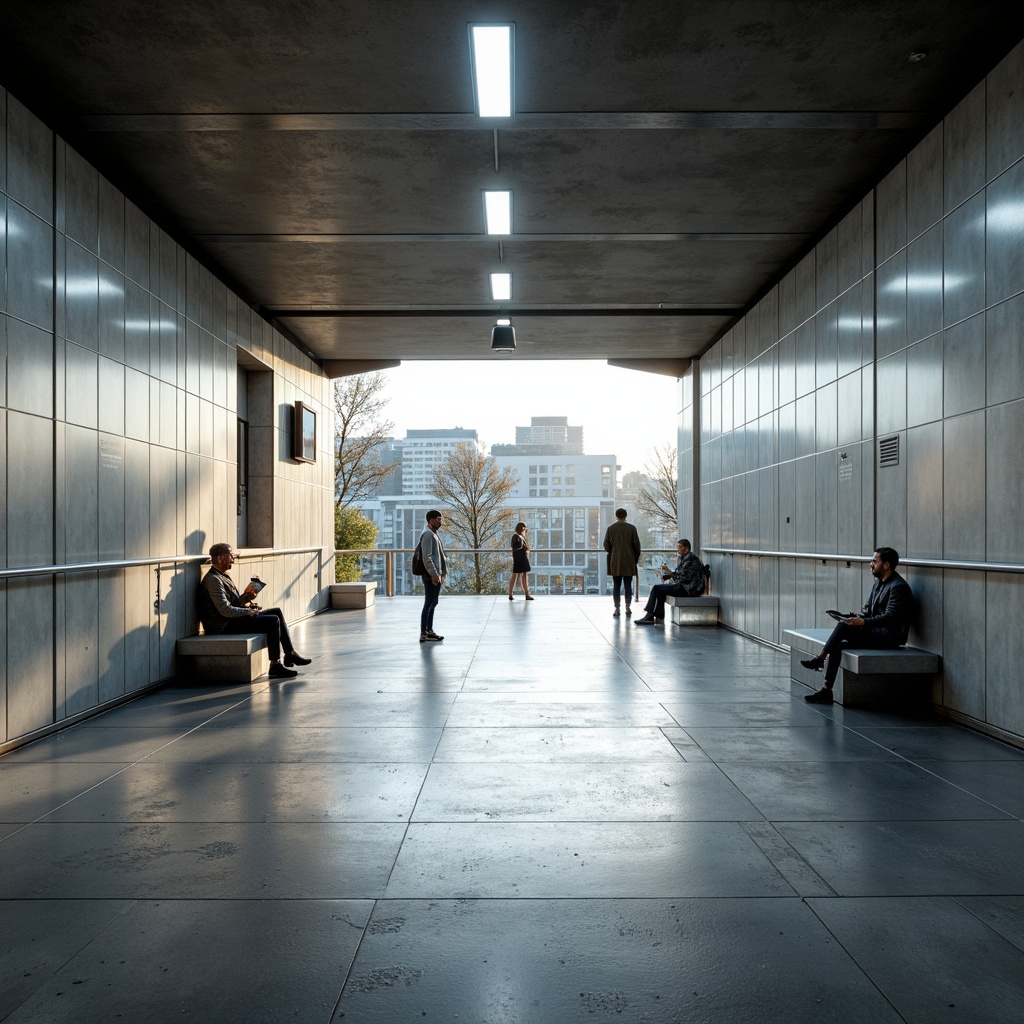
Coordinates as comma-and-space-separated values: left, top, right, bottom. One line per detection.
411, 541, 425, 576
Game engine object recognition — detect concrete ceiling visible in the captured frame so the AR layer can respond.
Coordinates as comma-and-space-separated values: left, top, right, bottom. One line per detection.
3, 1, 1023, 374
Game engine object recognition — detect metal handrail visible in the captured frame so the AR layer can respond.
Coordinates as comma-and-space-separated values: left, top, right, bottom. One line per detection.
702, 546, 1024, 574
0, 545, 330, 580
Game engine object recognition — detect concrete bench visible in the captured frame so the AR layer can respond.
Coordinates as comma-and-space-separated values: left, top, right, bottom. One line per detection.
176, 634, 269, 683
665, 594, 720, 625
330, 581, 377, 609
784, 628, 940, 707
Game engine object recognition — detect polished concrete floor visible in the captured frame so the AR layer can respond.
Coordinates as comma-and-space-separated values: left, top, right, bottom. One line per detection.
2, 596, 1024, 1023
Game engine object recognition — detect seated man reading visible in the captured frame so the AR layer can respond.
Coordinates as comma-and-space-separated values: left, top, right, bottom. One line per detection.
634, 538, 706, 625
801, 546, 913, 704
198, 543, 311, 679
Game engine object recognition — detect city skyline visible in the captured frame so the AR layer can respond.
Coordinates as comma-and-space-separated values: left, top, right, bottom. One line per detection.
375, 360, 680, 475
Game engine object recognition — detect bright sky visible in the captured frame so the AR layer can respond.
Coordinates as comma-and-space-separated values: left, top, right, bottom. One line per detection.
377, 360, 679, 476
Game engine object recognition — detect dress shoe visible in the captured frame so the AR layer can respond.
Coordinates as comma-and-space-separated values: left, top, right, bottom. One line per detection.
804, 687, 834, 704
525, 595, 534, 601
284, 651, 311, 666
800, 656, 825, 671
613, 608, 620, 617
269, 662, 299, 679
634, 615, 656, 625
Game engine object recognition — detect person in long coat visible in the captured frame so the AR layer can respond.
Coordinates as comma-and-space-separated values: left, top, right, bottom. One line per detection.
603, 508, 642, 617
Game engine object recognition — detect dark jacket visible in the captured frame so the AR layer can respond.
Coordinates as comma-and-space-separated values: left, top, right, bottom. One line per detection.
603, 519, 642, 576
198, 567, 251, 634
859, 571, 913, 644
667, 550, 706, 597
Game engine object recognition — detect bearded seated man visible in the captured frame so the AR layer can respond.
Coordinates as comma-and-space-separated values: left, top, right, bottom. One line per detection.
197, 543, 311, 680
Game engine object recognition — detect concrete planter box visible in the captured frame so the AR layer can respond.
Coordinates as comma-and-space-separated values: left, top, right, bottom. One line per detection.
330, 581, 377, 609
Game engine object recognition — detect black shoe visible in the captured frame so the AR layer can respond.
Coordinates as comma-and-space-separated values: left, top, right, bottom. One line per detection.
425, 631, 444, 641
269, 662, 299, 679
801, 657, 825, 671
613, 608, 620, 617
284, 651, 311, 666
634, 615, 656, 625
508, 594, 514, 600
525, 595, 534, 601
804, 687, 834, 704
626, 606, 632, 617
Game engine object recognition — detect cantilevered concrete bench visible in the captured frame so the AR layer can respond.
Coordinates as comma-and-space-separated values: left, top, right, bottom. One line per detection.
177, 634, 269, 683
784, 628, 940, 707
665, 594, 720, 625
330, 581, 377, 609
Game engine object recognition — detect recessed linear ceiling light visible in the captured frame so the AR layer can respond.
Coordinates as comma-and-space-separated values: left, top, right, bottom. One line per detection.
470, 24, 514, 117
483, 190, 512, 234
490, 272, 512, 301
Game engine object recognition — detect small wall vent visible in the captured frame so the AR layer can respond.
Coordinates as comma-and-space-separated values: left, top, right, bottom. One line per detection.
879, 434, 900, 467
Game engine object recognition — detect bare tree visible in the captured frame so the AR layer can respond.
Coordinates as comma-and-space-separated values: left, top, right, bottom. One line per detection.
430, 443, 519, 594
334, 372, 395, 509
636, 443, 678, 531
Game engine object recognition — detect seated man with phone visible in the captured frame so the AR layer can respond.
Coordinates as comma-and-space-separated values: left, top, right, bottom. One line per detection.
198, 542, 311, 679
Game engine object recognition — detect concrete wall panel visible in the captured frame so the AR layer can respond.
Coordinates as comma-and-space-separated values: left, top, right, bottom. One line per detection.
942, 570, 986, 718
907, 422, 943, 559
943, 313, 986, 417
7, 579, 54, 737
986, 570, 1024, 735
943, 411, 986, 561
986, 399, 1024, 563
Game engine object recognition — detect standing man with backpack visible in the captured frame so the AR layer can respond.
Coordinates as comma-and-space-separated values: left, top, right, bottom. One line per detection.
416, 509, 447, 643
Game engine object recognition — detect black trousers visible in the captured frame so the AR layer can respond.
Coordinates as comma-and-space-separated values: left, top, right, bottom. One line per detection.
643, 582, 691, 618
821, 622, 901, 685
222, 607, 292, 662
612, 576, 634, 606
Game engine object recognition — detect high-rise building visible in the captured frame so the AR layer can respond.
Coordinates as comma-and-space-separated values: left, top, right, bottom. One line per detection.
491, 416, 584, 456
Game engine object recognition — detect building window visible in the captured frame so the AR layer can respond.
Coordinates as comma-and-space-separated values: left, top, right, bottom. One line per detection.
552, 476, 561, 484
539, 465, 548, 473
553, 489, 562, 497
539, 489, 548, 497
566, 488, 574, 496
553, 464, 562, 473
529, 477, 537, 486
566, 476, 574, 485
601, 465, 611, 474
529, 489, 537, 497
529, 465, 537, 473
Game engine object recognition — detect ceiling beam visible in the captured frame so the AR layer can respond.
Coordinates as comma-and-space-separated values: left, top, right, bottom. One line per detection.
322, 359, 402, 378
268, 307, 741, 318
76, 111, 931, 132
198, 232, 810, 244
607, 358, 691, 379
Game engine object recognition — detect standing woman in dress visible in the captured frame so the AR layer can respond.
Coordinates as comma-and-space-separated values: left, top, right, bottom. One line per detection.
508, 522, 534, 600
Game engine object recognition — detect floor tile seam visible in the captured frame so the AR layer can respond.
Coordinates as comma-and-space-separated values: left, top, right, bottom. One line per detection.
739, 821, 839, 898
0, 692, 274, 840
951, 895, 1024, 955
799, 898, 908, 1019
801, 713, 1024, 819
